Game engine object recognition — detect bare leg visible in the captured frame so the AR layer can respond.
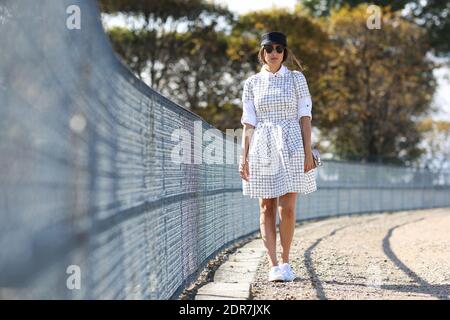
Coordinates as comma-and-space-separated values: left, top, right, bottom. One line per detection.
259, 197, 278, 267
278, 192, 297, 264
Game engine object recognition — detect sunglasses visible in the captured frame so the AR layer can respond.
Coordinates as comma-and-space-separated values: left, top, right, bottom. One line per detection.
263, 44, 285, 54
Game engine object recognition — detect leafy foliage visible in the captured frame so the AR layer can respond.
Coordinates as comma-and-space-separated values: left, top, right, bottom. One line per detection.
99, 1, 441, 165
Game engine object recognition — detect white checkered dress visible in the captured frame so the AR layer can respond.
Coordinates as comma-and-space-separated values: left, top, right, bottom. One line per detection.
241, 65, 317, 199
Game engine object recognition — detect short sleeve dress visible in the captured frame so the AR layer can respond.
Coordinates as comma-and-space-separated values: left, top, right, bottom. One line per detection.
241, 64, 317, 199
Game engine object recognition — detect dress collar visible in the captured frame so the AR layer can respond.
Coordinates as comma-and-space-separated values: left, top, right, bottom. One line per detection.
260, 64, 288, 77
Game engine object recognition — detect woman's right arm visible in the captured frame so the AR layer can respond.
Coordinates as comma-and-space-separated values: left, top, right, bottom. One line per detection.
240, 124, 254, 181
241, 123, 254, 159
240, 78, 256, 181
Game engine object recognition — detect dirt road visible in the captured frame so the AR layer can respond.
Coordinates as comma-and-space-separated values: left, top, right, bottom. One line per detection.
251, 208, 450, 300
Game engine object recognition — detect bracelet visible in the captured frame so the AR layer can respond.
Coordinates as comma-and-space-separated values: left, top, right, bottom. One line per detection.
239, 157, 248, 167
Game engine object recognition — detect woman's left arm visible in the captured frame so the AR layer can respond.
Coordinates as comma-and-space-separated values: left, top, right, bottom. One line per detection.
300, 117, 314, 172
294, 71, 314, 172
300, 117, 312, 155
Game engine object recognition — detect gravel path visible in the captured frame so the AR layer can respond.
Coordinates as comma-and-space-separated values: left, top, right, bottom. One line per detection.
251, 208, 450, 300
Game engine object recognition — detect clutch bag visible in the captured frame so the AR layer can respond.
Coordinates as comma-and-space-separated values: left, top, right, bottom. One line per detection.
311, 147, 322, 168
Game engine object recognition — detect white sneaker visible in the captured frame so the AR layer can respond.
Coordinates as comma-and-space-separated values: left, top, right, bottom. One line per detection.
279, 263, 297, 281
268, 266, 285, 282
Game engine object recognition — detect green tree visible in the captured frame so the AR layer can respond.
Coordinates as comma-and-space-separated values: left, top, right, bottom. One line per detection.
318, 4, 436, 165
228, 7, 333, 124
417, 118, 450, 172
300, 0, 410, 16
99, 1, 247, 131
99, 0, 233, 96
171, 25, 237, 111
299, 0, 450, 56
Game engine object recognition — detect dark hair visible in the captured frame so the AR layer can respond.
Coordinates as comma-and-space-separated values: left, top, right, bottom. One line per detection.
257, 46, 304, 71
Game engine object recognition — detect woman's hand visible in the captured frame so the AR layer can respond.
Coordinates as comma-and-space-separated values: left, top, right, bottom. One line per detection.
239, 158, 250, 181
304, 152, 315, 173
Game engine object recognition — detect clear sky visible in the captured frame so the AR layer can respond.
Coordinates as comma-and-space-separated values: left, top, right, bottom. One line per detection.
104, 0, 450, 121
210, 0, 298, 14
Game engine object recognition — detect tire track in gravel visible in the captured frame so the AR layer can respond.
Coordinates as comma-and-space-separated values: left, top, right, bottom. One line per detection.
252, 214, 386, 300
382, 218, 450, 300
251, 208, 450, 300
304, 226, 347, 300
304, 217, 383, 300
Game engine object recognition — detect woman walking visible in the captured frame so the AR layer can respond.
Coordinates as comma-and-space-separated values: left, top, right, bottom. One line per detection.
239, 31, 317, 282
